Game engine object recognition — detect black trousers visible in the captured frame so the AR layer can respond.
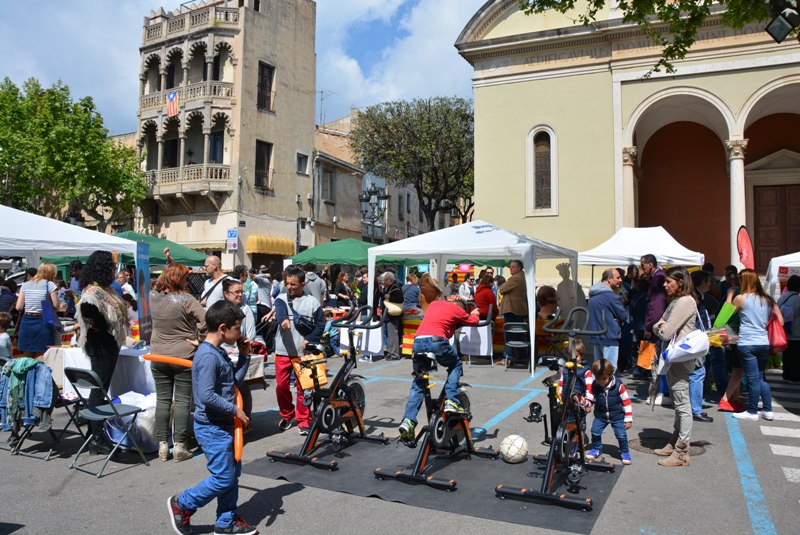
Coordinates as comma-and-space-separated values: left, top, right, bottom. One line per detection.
84, 331, 120, 438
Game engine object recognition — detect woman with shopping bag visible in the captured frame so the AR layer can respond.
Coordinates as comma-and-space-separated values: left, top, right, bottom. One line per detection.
729, 269, 783, 422
652, 267, 699, 467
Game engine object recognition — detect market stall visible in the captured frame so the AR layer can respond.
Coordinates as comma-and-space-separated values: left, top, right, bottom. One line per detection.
367, 220, 578, 375
765, 251, 800, 297
578, 226, 705, 267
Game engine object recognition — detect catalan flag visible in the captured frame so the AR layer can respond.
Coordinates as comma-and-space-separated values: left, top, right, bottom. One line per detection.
166, 90, 179, 117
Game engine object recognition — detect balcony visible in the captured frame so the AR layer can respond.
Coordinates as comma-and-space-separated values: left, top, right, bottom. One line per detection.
143, 5, 240, 45
146, 164, 232, 213
139, 81, 234, 114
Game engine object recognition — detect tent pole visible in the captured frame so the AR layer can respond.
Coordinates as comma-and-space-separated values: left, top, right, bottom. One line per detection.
591, 265, 595, 285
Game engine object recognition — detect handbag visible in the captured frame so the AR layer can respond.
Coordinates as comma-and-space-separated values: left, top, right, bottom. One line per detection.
41, 297, 64, 333
658, 308, 709, 374
287, 297, 316, 336
768, 312, 788, 355
384, 300, 403, 317
636, 340, 655, 370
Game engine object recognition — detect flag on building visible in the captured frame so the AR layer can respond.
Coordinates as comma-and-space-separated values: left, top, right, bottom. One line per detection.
166, 90, 179, 117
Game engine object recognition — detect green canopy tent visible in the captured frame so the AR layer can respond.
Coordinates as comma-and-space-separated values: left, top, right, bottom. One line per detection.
290, 238, 377, 266
44, 231, 207, 267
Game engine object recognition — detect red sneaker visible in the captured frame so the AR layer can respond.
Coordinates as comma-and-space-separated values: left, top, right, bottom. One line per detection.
718, 399, 735, 412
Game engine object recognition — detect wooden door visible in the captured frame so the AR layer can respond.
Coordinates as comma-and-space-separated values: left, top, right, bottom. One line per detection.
754, 185, 800, 271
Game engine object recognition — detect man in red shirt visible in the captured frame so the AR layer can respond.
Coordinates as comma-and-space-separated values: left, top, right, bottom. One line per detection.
398, 274, 480, 439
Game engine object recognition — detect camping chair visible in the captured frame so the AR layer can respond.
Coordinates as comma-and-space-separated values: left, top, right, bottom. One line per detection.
503, 322, 531, 372
63, 367, 150, 478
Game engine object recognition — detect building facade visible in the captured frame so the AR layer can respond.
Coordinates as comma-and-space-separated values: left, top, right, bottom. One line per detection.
135, 0, 316, 271
457, 1, 800, 272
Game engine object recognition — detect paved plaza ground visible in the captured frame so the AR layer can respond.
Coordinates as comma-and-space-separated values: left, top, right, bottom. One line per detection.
1, 356, 798, 534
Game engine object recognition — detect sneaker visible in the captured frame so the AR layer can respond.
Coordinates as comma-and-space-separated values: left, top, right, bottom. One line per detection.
168, 495, 194, 535
585, 448, 602, 460
278, 419, 293, 431
621, 452, 632, 465
298, 426, 309, 436
358, 355, 371, 363
398, 418, 416, 439
214, 515, 258, 535
733, 411, 759, 421
759, 410, 774, 421
654, 393, 663, 406
443, 399, 465, 414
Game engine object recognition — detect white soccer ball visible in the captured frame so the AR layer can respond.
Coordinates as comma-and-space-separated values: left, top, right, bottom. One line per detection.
499, 434, 529, 464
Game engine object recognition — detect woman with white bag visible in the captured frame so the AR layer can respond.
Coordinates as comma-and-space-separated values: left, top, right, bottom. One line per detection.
653, 267, 698, 467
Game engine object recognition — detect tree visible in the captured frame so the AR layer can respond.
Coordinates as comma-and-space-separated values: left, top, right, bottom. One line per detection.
0, 77, 146, 232
350, 97, 474, 232
518, 0, 778, 73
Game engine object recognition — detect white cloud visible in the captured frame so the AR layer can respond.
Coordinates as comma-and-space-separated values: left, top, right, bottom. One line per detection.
316, 0, 486, 122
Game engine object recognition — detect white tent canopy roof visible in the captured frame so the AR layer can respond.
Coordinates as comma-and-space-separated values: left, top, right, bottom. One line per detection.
578, 226, 704, 266
765, 251, 800, 295
367, 220, 578, 376
0, 204, 138, 263
368, 219, 577, 261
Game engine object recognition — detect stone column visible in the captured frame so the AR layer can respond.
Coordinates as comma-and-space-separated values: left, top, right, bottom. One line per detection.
622, 146, 637, 227
139, 74, 147, 97
726, 139, 748, 266
178, 133, 186, 180
205, 55, 214, 93
159, 68, 168, 92
156, 136, 164, 174
182, 62, 189, 87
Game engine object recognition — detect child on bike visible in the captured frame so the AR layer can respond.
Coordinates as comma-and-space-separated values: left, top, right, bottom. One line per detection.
398, 273, 480, 439
321, 309, 340, 356
168, 300, 257, 535
585, 357, 633, 465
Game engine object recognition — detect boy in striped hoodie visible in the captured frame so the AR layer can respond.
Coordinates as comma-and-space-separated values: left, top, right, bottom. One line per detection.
584, 358, 633, 465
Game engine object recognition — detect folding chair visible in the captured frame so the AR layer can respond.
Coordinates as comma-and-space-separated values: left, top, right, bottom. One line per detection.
503, 322, 531, 372
63, 367, 150, 478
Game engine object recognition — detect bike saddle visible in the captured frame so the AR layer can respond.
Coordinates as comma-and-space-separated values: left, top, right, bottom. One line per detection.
412, 351, 438, 372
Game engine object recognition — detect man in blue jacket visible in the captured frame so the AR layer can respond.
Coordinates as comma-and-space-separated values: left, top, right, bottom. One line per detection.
587, 268, 629, 369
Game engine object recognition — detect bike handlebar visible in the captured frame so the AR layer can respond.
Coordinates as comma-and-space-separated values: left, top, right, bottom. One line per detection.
461, 301, 493, 327
542, 306, 608, 337
330, 305, 374, 328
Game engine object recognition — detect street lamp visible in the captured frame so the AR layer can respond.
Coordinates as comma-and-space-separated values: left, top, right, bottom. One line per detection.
359, 183, 390, 243
765, 1, 800, 43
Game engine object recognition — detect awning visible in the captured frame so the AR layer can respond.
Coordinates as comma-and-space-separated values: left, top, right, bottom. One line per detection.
184, 242, 227, 250
246, 235, 295, 256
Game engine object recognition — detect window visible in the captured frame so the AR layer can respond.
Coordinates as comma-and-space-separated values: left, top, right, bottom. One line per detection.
163, 139, 179, 168
406, 193, 411, 213
209, 131, 224, 164
526, 125, 558, 216
212, 55, 221, 81
398, 194, 404, 220
296, 153, 309, 175
419, 206, 424, 223
257, 62, 275, 111
255, 140, 273, 189
166, 64, 176, 89
321, 170, 334, 202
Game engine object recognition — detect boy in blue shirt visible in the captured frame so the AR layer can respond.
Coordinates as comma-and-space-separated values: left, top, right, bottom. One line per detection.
168, 300, 258, 535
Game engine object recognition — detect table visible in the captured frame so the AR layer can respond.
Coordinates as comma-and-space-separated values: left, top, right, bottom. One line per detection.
401, 318, 505, 357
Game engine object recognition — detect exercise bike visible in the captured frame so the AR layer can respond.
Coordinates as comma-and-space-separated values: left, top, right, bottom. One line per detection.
266, 306, 388, 470
374, 334, 499, 491
496, 307, 615, 511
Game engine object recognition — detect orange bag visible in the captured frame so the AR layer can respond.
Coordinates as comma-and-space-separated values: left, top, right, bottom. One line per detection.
637, 341, 655, 370
291, 353, 328, 390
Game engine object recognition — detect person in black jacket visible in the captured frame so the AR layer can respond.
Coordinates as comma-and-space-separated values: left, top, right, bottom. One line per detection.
380, 271, 404, 361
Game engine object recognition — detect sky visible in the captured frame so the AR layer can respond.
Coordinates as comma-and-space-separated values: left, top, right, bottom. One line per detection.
0, 0, 486, 135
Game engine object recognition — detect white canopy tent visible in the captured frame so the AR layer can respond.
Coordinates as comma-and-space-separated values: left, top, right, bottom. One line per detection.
765, 251, 800, 296
367, 220, 578, 376
0, 204, 138, 264
578, 226, 705, 267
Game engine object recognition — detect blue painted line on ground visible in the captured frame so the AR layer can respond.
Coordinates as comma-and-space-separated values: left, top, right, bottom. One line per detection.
512, 366, 549, 389
359, 374, 541, 392
479, 389, 545, 431
360, 360, 403, 372
725, 413, 778, 535
252, 406, 279, 416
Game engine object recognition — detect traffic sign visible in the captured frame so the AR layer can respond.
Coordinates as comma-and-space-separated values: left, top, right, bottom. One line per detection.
226, 239, 238, 250
227, 228, 238, 240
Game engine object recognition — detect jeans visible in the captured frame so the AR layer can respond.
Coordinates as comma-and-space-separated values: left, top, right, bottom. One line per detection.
503, 312, 527, 361
150, 360, 193, 442
689, 363, 706, 415
738, 345, 772, 414
178, 420, 240, 529
707, 346, 728, 395
275, 355, 311, 428
402, 337, 461, 425
592, 345, 619, 371
591, 416, 629, 454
